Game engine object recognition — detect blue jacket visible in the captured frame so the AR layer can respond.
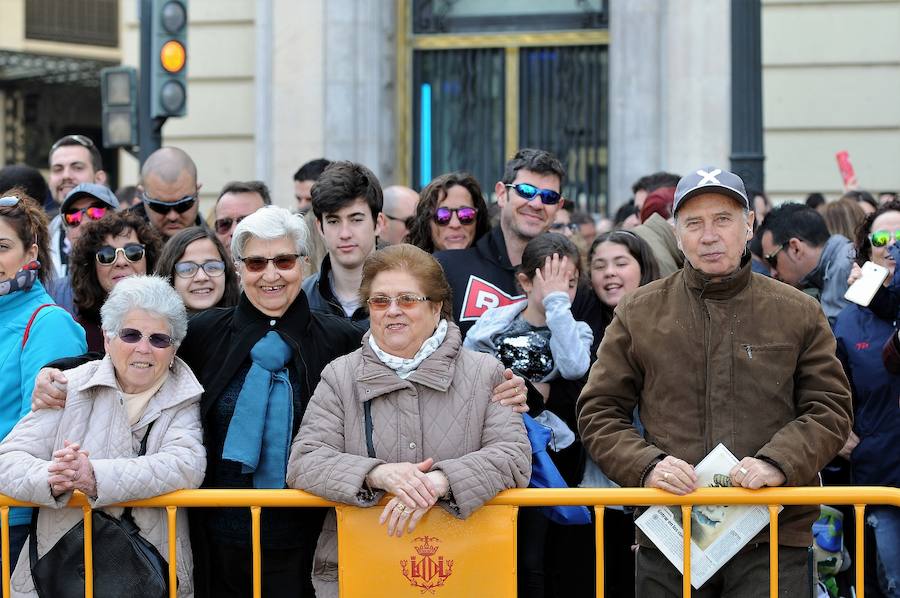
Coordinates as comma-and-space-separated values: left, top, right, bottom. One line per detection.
833, 303, 900, 487
0, 280, 86, 525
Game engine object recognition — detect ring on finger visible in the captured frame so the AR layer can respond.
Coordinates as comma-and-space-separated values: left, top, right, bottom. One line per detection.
395, 503, 407, 514
738, 467, 748, 476
663, 472, 670, 482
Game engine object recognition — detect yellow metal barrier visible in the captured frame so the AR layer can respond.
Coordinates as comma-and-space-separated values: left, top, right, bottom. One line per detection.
0, 486, 897, 598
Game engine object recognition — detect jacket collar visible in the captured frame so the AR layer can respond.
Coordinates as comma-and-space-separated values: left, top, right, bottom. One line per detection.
683, 253, 752, 300
76, 354, 203, 412
232, 288, 311, 340
477, 226, 516, 272
800, 234, 851, 290
356, 323, 463, 399
0, 279, 46, 310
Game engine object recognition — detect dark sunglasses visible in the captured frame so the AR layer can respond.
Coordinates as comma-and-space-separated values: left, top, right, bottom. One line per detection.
238, 253, 300, 272
764, 242, 787, 269
64, 205, 109, 227
506, 183, 562, 205
142, 193, 197, 215
384, 213, 414, 230
433, 206, 478, 226
214, 215, 246, 234
96, 243, 146, 265
174, 260, 226, 278
366, 293, 430, 310
50, 134, 96, 154
869, 230, 900, 248
117, 328, 174, 349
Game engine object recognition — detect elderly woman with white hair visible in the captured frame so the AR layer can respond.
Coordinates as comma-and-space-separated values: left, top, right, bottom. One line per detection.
175, 205, 364, 598
0, 275, 205, 597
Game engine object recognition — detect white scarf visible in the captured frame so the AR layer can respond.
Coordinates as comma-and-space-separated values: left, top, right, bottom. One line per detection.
369, 319, 448, 379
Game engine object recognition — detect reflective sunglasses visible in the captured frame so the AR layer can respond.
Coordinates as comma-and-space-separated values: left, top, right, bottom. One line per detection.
142, 193, 197, 215
0, 196, 20, 208
50, 134, 96, 154
366, 293, 430, 310
506, 183, 562, 205
238, 254, 300, 272
63, 205, 108, 227
433, 206, 478, 226
764, 242, 787, 269
95, 243, 146, 265
117, 328, 174, 349
174, 260, 226, 278
869, 230, 900, 248
214, 215, 246, 235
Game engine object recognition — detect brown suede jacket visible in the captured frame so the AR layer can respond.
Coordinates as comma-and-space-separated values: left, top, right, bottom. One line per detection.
577, 258, 853, 547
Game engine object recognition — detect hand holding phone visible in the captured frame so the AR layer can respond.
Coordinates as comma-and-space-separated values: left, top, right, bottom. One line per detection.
844, 261, 889, 307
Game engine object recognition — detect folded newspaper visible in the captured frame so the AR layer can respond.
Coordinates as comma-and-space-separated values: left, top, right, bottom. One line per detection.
635, 443, 781, 589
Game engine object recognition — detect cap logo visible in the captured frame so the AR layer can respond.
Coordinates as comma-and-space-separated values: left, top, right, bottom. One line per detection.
696, 168, 722, 186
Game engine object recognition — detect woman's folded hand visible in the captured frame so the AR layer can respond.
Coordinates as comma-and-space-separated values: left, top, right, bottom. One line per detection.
366, 458, 438, 510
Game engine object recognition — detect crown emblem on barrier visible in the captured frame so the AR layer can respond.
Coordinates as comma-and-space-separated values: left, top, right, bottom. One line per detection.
401, 536, 454, 593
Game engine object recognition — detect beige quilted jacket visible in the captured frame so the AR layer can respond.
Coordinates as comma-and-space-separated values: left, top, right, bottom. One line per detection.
0, 355, 205, 597
286, 322, 531, 598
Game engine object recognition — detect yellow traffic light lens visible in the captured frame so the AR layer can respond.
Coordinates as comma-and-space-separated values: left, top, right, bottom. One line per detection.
160, 40, 186, 73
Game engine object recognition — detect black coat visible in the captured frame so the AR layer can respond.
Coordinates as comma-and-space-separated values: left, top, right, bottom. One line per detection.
181, 290, 363, 597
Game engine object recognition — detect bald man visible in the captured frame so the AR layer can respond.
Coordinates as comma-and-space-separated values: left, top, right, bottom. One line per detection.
134, 146, 205, 239
380, 185, 419, 245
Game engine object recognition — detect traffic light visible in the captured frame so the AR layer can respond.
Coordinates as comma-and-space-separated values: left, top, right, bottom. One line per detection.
100, 67, 138, 148
150, 0, 187, 118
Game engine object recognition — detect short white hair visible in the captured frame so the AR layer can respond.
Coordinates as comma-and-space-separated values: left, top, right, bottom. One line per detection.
231, 205, 308, 260
101, 275, 188, 346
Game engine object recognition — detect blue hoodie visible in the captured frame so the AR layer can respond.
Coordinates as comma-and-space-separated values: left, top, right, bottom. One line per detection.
0, 280, 86, 525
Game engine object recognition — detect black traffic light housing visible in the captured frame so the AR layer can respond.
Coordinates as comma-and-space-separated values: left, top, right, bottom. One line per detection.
150, 0, 188, 118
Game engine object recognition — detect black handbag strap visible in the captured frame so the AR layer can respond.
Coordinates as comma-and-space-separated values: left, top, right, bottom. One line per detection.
30, 422, 156, 569
363, 400, 375, 459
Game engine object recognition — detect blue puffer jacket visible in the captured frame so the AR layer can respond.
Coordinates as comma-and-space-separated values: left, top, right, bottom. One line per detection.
833, 303, 900, 487
0, 280, 86, 525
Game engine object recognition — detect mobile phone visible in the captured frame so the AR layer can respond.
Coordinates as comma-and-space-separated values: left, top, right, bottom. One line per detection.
836, 151, 857, 188
844, 261, 888, 307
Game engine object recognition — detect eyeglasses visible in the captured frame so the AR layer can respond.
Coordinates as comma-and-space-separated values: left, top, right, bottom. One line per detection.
0, 196, 20, 208
50, 134, 96, 155
174, 260, 226, 278
63, 205, 109, 227
238, 254, 300, 272
95, 243, 146, 266
214, 215, 246, 234
384, 213, 414, 229
433, 206, 478, 226
764, 242, 788, 269
366, 293, 430, 310
869, 230, 900, 248
550, 222, 579, 233
117, 328, 174, 349
142, 193, 197, 215
506, 183, 562, 205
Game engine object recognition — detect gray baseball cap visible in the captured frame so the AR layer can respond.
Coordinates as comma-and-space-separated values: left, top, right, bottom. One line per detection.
673, 167, 750, 214
61, 183, 119, 214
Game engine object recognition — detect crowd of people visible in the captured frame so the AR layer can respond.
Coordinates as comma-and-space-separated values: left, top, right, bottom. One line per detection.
0, 133, 896, 598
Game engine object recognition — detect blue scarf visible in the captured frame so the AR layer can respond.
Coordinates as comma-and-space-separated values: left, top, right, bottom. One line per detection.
222, 331, 294, 488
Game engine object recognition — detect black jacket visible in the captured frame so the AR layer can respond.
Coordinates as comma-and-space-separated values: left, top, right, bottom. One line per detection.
180, 291, 363, 597
299, 254, 369, 330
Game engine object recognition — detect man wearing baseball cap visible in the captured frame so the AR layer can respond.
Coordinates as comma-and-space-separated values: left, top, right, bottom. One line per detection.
578, 166, 852, 595
46, 183, 119, 313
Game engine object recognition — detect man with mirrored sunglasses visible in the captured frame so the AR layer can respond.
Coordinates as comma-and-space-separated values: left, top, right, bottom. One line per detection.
46, 183, 120, 315
760, 203, 853, 326
46, 135, 109, 279
131, 147, 207, 240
